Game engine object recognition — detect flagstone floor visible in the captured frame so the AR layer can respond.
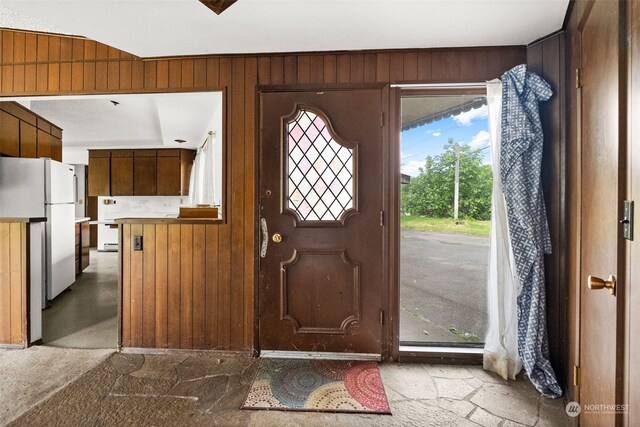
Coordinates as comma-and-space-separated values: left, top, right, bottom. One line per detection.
3, 350, 570, 427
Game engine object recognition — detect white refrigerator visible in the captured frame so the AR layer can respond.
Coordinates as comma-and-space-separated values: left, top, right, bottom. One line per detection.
0, 158, 76, 302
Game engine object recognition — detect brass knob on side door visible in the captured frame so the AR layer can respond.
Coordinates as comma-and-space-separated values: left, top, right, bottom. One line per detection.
587, 275, 616, 295
272, 233, 283, 243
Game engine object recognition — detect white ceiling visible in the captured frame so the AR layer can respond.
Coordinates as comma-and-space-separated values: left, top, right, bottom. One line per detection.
0, 0, 569, 58
9, 92, 222, 150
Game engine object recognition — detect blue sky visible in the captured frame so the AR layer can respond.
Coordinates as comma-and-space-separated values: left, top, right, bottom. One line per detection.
401, 104, 491, 177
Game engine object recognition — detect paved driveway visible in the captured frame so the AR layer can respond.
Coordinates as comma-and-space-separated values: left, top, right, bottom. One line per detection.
400, 229, 489, 344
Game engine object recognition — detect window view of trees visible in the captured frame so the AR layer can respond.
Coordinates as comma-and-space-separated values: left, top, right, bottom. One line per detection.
401, 138, 492, 220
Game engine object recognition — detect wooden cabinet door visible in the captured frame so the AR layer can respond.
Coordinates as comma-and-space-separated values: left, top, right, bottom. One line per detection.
0, 111, 20, 157
81, 221, 90, 271
156, 155, 180, 195
50, 136, 62, 162
88, 152, 111, 196
36, 130, 52, 159
19, 122, 37, 158
111, 150, 134, 195
134, 150, 157, 195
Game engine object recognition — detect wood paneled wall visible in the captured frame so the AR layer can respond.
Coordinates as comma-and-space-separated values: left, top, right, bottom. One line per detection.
0, 222, 27, 347
526, 33, 567, 388
120, 223, 233, 350
0, 29, 526, 352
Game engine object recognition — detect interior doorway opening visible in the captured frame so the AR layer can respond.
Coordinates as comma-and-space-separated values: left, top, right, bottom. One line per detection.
0, 91, 223, 350
399, 90, 491, 349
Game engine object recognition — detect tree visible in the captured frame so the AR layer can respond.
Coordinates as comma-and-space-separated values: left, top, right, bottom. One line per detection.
402, 138, 492, 220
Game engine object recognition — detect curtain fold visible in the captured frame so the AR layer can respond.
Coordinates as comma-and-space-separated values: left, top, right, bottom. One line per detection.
483, 79, 522, 380
188, 132, 216, 207
500, 64, 561, 398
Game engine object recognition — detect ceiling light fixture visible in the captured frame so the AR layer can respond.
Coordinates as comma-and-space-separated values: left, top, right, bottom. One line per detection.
174, 139, 186, 144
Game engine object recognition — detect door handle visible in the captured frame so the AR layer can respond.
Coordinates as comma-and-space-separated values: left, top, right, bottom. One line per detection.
260, 218, 268, 258
272, 233, 282, 243
587, 275, 616, 295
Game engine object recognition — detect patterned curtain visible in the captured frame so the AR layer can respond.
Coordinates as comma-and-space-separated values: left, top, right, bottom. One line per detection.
500, 64, 562, 398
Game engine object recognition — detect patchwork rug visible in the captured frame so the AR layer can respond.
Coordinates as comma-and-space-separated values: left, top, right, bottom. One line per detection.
242, 358, 391, 414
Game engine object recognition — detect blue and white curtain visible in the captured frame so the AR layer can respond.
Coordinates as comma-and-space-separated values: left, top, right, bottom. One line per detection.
484, 64, 562, 398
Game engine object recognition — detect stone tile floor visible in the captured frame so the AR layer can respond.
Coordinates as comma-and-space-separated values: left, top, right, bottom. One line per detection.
8, 353, 570, 426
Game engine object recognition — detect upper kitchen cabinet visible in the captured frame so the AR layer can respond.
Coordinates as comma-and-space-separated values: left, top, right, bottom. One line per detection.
0, 110, 20, 157
0, 102, 62, 162
133, 150, 157, 196
88, 150, 111, 196
87, 148, 196, 196
110, 150, 134, 196
19, 122, 37, 158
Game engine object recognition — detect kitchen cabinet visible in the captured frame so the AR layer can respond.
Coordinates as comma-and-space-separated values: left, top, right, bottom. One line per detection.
0, 110, 20, 157
87, 148, 195, 196
75, 219, 91, 275
36, 130, 52, 159
110, 150, 134, 196
0, 102, 63, 161
19, 122, 37, 158
88, 151, 111, 196
156, 150, 181, 195
134, 150, 157, 195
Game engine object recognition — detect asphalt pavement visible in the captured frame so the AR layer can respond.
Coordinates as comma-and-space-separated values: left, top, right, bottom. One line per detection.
400, 229, 489, 344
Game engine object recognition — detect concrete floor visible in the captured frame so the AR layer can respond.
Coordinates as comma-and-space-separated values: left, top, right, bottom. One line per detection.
1, 248, 571, 426
43, 250, 118, 349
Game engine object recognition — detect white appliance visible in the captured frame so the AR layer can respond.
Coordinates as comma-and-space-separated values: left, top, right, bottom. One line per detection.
72, 164, 87, 218
0, 158, 76, 302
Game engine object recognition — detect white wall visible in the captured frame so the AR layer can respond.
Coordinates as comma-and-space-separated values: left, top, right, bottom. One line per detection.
97, 195, 184, 250
63, 147, 88, 165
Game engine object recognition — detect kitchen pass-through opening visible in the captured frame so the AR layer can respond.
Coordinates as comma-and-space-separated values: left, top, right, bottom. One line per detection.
399, 90, 491, 350
0, 91, 223, 349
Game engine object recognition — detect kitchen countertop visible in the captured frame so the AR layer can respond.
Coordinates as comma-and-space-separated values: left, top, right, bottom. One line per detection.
115, 217, 223, 225
74, 217, 91, 223
0, 217, 47, 223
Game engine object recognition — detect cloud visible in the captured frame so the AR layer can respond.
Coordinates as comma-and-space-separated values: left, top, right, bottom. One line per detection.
401, 151, 414, 160
401, 160, 424, 177
432, 131, 442, 137
468, 130, 491, 150
453, 105, 488, 126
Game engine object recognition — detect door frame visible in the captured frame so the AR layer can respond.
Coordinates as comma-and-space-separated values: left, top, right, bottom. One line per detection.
254, 83, 393, 360
391, 86, 488, 363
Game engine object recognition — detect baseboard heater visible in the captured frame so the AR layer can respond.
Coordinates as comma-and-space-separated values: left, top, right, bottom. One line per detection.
260, 350, 381, 361
101, 243, 118, 252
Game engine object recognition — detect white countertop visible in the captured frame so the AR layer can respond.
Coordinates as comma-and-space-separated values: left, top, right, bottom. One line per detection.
74, 217, 91, 223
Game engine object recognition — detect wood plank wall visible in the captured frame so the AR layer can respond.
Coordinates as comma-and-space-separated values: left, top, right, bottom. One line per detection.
0, 29, 527, 352
526, 33, 567, 388
0, 222, 27, 347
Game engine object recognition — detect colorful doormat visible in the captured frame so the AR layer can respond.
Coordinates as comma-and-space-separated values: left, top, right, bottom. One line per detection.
242, 358, 391, 414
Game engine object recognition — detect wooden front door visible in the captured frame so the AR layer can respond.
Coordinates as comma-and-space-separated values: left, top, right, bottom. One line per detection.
258, 88, 384, 354
579, 1, 626, 425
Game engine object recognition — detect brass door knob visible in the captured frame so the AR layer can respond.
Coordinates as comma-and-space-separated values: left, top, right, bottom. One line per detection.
272, 233, 282, 243
587, 275, 616, 295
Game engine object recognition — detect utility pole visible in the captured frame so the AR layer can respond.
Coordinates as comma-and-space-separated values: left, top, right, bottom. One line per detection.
453, 143, 460, 221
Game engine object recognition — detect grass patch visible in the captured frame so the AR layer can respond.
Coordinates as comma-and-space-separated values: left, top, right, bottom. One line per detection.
400, 216, 490, 237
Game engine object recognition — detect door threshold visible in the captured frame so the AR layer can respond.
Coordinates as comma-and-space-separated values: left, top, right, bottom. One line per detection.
260, 350, 381, 361
399, 345, 482, 364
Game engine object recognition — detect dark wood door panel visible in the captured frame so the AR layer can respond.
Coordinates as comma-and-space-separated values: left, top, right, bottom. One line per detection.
134, 156, 157, 195
259, 88, 383, 354
579, 2, 624, 425
19, 122, 37, 158
0, 111, 20, 157
111, 156, 134, 196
